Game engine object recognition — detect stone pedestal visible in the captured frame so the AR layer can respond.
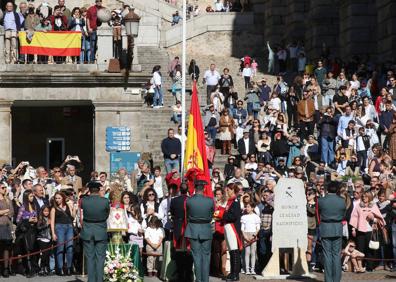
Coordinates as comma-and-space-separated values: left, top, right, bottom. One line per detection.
93, 100, 142, 173
0, 101, 13, 165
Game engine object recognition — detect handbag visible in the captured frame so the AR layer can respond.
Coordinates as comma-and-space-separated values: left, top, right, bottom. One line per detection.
252, 101, 261, 112
368, 228, 380, 250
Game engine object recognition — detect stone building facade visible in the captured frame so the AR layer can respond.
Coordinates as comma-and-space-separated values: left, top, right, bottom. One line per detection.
251, 0, 396, 63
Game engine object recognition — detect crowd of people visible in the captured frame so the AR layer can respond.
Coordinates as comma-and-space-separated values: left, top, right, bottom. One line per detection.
156, 51, 396, 280
0, 0, 134, 64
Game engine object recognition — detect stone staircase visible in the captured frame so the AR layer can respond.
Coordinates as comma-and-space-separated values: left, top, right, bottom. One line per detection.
138, 46, 277, 171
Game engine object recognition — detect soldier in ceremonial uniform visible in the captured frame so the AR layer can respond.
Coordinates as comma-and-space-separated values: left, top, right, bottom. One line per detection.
215, 183, 242, 282
170, 182, 193, 282
184, 180, 214, 282
80, 182, 110, 282
318, 181, 346, 282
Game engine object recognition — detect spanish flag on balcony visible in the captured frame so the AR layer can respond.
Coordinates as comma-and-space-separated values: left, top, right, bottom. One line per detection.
184, 81, 212, 197
19, 31, 81, 57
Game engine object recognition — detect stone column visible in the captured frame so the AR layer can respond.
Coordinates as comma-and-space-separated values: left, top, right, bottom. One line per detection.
262, 0, 288, 45
0, 101, 13, 165
0, 27, 5, 67
376, 0, 396, 61
284, 0, 309, 41
305, 0, 340, 60
339, 0, 377, 60
93, 101, 142, 174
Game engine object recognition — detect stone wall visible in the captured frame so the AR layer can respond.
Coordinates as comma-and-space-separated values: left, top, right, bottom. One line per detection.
167, 30, 264, 59
251, 0, 396, 63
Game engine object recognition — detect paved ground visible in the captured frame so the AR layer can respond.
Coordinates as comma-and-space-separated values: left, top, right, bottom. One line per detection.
0, 271, 395, 282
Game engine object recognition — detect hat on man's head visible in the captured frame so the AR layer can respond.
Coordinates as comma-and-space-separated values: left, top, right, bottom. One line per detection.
243, 128, 250, 134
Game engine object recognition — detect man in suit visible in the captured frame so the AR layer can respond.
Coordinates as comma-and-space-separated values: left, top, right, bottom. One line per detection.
80, 182, 110, 282
170, 182, 193, 282
318, 181, 346, 282
237, 129, 256, 167
32, 184, 49, 211
184, 180, 214, 282
61, 165, 83, 194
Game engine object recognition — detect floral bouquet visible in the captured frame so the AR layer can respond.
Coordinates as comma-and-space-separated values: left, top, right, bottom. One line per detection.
104, 245, 142, 282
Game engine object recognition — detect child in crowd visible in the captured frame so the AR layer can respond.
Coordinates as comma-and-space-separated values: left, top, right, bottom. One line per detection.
127, 204, 144, 255
342, 239, 365, 273
241, 202, 260, 275
144, 216, 164, 277
251, 59, 258, 77
36, 205, 52, 276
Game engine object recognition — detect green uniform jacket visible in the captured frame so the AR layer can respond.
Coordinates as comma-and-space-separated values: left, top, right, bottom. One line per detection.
80, 195, 110, 241
184, 194, 214, 240
318, 193, 346, 238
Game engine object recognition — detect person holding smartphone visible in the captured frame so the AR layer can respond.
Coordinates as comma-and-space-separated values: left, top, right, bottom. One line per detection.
50, 191, 76, 276
16, 190, 38, 278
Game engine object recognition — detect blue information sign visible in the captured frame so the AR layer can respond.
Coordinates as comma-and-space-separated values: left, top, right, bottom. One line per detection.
106, 127, 131, 152
110, 152, 141, 176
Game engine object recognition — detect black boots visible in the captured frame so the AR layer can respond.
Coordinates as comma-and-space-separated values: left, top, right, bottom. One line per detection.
25, 260, 36, 278
226, 250, 240, 281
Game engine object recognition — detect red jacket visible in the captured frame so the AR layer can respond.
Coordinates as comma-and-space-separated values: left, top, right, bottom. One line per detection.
49, 15, 68, 31
165, 171, 181, 190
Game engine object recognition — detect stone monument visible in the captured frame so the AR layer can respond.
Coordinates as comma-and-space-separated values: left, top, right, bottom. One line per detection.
255, 178, 314, 280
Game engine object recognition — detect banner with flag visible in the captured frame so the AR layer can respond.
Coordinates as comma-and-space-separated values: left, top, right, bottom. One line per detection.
184, 81, 212, 197
19, 31, 81, 56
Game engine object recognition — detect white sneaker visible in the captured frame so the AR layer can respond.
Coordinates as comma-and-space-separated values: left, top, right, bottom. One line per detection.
245, 270, 251, 275
241, 269, 245, 274
251, 270, 256, 275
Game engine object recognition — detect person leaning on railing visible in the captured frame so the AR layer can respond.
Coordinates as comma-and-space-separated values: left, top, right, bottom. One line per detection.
1, 2, 23, 64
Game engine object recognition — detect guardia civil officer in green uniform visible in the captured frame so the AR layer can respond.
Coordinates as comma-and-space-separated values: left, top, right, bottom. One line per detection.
80, 182, 110, 282
318, 181, 346, 282
184, 180, 214, 282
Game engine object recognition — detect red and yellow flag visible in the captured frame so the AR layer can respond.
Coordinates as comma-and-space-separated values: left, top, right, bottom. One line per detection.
184, 81, 212, 197
19, 31, 82, 56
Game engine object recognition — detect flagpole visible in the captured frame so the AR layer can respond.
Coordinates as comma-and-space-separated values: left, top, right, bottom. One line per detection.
181, 0, 187, 176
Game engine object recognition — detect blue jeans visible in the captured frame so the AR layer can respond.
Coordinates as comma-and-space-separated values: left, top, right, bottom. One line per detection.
206, 126, 217, 141
164, 158, 179, 174
154, 86, 163, 106
321, 136, 335, 165
55, 223, 74, 270
88, 31, 97, 63
80, 36, 90, 63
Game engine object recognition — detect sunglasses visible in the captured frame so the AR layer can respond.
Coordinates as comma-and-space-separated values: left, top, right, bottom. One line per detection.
148, 193, 155, 196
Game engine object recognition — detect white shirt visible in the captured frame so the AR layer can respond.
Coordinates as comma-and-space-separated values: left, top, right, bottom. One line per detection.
356, 135, 366, 152
204, 70, 221, 86
244, 138, 250, 155
153, 71, 162, 86
277, 50, 287, 61
214, 2, 224, 11
268, 97, 281, 111
144, 227, 164, 245
127, 214, 142, 235
158, 197, 174, 229
241, 213, 261, 233
242, 67, 252, 77
153, 176, 164, 199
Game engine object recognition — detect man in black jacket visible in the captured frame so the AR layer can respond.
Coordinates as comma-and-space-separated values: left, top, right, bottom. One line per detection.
318, 106, 337, 166
237, 130, 256, 166
161, 128, 182, 174
379, 101, 395, 149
